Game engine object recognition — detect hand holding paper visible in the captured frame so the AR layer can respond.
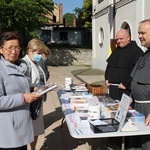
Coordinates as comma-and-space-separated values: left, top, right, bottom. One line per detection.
35, 83, 58, 95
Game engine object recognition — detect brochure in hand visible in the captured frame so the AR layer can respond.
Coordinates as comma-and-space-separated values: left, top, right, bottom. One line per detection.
35, 83, 58, 95
30, 83, 58, 120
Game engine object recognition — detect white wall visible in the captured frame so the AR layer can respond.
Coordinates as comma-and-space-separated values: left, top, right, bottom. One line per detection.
92, 14, 111, 71
92, 0, 114, 71
92, 0, 148, 71
115, 1, 137, 39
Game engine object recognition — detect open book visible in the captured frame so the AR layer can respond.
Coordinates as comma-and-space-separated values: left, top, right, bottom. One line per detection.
35, 83, 58, 95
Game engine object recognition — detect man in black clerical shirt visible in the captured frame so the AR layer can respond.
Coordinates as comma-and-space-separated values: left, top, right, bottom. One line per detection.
105, 29, 144, 100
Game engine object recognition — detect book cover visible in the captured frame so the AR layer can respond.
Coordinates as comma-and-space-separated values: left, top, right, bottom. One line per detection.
35, 83, 57, 95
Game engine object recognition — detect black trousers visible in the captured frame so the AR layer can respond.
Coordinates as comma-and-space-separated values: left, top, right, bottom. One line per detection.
0, 145, 27, 150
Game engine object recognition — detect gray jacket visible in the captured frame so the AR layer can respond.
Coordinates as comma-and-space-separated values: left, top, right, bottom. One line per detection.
0, 56, 34, 148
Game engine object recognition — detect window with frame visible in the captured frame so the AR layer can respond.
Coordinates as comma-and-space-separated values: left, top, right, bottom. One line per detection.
60, 32, 68, 41
99, 27, 104, 47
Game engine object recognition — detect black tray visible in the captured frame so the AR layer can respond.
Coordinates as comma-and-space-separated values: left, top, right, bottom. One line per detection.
89, 118, 120, 133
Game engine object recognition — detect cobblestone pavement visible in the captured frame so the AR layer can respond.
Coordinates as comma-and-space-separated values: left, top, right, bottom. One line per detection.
35, 66, 127, 150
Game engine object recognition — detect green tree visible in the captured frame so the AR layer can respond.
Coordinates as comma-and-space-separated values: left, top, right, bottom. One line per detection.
0, 0, 54, 45
74, 7, 84, 27
63, 13, 74, 27
82, 0, 92, 27
74, 0, 92, 28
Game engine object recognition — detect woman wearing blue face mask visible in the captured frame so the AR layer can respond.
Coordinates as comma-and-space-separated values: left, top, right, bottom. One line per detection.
32, 53, 42, 62
23, 39, 47, 150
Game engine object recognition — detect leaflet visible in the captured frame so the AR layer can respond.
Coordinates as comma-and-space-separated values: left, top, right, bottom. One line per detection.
109, 83, 120, 86
35, 83, 58, 95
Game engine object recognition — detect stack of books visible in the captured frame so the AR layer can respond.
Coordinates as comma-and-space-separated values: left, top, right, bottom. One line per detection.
70, 83, 88, 95
69, 97, 89, 114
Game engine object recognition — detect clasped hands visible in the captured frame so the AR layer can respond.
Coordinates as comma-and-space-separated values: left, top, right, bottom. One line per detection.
105, 80, 126, 90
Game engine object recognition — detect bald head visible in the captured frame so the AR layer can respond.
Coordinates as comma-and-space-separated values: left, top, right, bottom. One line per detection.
140, 19, 150, 24
138, 19, 150, 48
116, 29, 130, 48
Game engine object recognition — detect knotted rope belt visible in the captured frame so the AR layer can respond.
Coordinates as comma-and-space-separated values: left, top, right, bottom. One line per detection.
135, 100, 150, 103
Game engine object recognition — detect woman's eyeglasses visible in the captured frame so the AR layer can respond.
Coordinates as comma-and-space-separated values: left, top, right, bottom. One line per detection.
2, 46, 21, 53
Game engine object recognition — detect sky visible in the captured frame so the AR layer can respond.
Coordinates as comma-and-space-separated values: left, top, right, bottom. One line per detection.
53, 0, 83, 15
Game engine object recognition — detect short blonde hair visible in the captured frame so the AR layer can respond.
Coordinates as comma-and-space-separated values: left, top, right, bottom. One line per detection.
43, 45, 51, 56
27, 38, 45, 53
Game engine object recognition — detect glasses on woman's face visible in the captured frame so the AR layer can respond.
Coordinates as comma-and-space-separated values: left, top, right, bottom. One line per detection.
2, 46, 21, 53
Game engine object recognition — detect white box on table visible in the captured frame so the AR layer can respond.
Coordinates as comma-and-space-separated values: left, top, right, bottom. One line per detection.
88, 96, 101, 120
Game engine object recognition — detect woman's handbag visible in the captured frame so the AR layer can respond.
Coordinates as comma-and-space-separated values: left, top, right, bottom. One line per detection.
30, 83, 57, 119
30, 97, 43, 120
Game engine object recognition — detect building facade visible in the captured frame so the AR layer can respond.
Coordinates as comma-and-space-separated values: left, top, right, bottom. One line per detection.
41, 2, 90, 46
92, 0, 150, 71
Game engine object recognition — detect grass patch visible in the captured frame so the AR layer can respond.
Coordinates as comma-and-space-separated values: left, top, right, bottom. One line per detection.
71, 67, 107, 92
71, 68, 104, 76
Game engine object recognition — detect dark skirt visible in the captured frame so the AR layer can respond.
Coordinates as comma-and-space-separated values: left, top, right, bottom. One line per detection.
0, 145, 27, 150
109, 85, 130, 100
